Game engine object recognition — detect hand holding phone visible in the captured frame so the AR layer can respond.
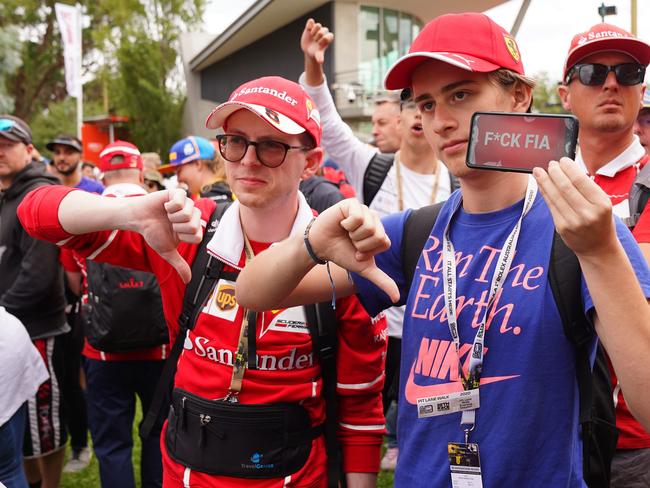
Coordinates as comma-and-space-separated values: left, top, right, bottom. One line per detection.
466, 112, 579, 173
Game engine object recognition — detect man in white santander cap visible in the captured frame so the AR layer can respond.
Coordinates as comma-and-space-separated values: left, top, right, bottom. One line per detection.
17, 76, 387, 487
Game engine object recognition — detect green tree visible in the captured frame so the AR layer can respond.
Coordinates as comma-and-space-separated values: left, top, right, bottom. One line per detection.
115, 34, 185, 153
30, 97, 104, 153
1, 0, 67, 120
0, 26, 23, 113
1, 0, 204, 153
532, 71, 567, 114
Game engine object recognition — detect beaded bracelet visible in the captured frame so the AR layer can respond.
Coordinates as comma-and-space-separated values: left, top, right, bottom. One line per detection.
303, 217, 327, 265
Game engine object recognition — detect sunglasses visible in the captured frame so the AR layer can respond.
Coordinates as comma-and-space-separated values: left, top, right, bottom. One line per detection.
565, 63, 646, 87
216, 134, 312, 168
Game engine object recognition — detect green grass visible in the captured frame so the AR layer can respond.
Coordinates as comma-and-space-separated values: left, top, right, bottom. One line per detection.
60, 402, 396, 487
377, 444, 396, 487
378, 468, 395, 487
60, 402, 143, 488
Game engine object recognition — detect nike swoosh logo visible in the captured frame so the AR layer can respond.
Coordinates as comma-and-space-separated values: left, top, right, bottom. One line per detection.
404, 364, 519, 404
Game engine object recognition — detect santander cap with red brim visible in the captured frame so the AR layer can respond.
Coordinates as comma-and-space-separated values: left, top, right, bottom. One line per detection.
205, 76, 321, 146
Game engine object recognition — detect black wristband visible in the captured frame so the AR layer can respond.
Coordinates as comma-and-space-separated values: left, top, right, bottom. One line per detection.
304, 218, 327, 265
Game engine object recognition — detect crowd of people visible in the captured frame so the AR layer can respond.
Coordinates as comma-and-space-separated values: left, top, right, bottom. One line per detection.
1, 10, 650, 488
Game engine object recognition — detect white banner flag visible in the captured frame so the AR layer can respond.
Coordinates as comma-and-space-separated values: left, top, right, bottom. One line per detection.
55, 3, 82, 98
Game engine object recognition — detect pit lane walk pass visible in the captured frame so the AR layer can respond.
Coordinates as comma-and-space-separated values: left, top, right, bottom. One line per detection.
417, 389, 480, 418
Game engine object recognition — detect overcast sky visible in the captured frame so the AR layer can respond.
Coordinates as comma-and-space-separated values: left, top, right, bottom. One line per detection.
202, 0, 650, 82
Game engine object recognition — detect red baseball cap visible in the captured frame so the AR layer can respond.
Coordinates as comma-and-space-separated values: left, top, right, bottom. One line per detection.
205, 76, 322, 146
98, 140, 143, 172
384, 12, 524, 90
563, 23, 650, 78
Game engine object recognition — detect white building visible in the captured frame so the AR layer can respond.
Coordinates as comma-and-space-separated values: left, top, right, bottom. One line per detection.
182, 0, 509, 137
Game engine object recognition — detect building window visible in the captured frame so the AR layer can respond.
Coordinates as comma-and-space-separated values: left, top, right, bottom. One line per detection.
359, 6, 422, 92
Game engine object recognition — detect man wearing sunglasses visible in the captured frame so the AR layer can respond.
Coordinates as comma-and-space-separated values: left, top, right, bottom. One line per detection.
0, 115, 69, 488
17, 77, 387, 487
558, 23, 650, 488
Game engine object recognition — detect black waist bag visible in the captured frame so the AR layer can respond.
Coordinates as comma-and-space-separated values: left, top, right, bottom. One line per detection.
165, 389, 322, 479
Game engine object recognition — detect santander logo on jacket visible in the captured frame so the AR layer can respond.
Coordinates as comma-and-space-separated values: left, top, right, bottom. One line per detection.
185, 286, 316, 372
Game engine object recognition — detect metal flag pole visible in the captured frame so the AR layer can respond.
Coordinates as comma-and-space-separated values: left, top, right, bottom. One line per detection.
76, 2, 83, 139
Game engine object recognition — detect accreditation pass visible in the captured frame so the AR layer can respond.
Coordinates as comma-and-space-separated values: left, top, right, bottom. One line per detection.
417, 389, 479, 418
448, 442, 483, 488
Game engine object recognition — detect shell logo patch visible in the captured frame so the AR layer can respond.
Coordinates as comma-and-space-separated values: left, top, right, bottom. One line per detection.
503, 34, 520, 63
216, 284, 237, 311
260, 306, 309, 337
306, 99, 321, 126
265, 107, 280, 125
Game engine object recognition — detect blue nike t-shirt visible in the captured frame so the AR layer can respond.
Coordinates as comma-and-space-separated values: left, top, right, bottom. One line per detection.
76, 176, 104, 194
353, 190, 650, 487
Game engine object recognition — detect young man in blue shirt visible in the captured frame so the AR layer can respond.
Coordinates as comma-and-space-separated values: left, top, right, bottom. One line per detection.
235, 13, 650, 487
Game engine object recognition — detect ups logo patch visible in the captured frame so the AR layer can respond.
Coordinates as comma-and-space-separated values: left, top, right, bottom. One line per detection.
216, 284, 237, 311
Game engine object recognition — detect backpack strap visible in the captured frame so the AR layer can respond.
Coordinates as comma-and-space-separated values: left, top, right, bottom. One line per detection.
140, 201, 232, 438
363, 153, 395, 206
627, 155, 650, 228
548, 232, 617, 487
303, 302, 340, 488
401, 202, 445, 289
548, 232, 592, 420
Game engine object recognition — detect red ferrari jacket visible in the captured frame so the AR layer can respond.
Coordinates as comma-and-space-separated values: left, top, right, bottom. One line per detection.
19, 186, 387, 487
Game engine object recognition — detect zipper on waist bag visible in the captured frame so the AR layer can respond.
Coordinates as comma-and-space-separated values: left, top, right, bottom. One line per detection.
198, 414, 211, 447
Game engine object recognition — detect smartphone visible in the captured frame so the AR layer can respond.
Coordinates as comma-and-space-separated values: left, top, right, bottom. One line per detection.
466, 112, 579, 173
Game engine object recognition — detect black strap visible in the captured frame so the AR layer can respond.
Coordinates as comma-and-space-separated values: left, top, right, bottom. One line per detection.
363, 153, 394, 206
246, 309, 258, 370
140, 201, 232, 439
548, 232, 617, 487
304, 302, 341, 488
635, 188, 650, 224
548, 232, 593, 425
401, 202, 445, 288
285, 424, 324, 446
363, 153, 459, 207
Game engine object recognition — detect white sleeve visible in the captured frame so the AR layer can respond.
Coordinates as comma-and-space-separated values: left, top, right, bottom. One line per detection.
299, 73, 378, 198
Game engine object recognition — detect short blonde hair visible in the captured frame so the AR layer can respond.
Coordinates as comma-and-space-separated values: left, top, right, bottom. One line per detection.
488, 69, 536, 90
141, 152, 162, 170
202, 151, 227, 180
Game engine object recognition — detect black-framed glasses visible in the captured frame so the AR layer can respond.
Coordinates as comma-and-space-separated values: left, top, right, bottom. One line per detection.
215, 134, 312, 168
565, 63, 645, 87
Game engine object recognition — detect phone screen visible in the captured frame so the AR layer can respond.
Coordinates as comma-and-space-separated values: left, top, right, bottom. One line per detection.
466, 112, 579, 173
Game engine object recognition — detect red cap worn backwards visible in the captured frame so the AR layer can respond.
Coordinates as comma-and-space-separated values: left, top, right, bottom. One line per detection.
98, 140, 143, 173
563, 23, 650, 78
205, 76, 322, 146
384, 12, 524, 90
